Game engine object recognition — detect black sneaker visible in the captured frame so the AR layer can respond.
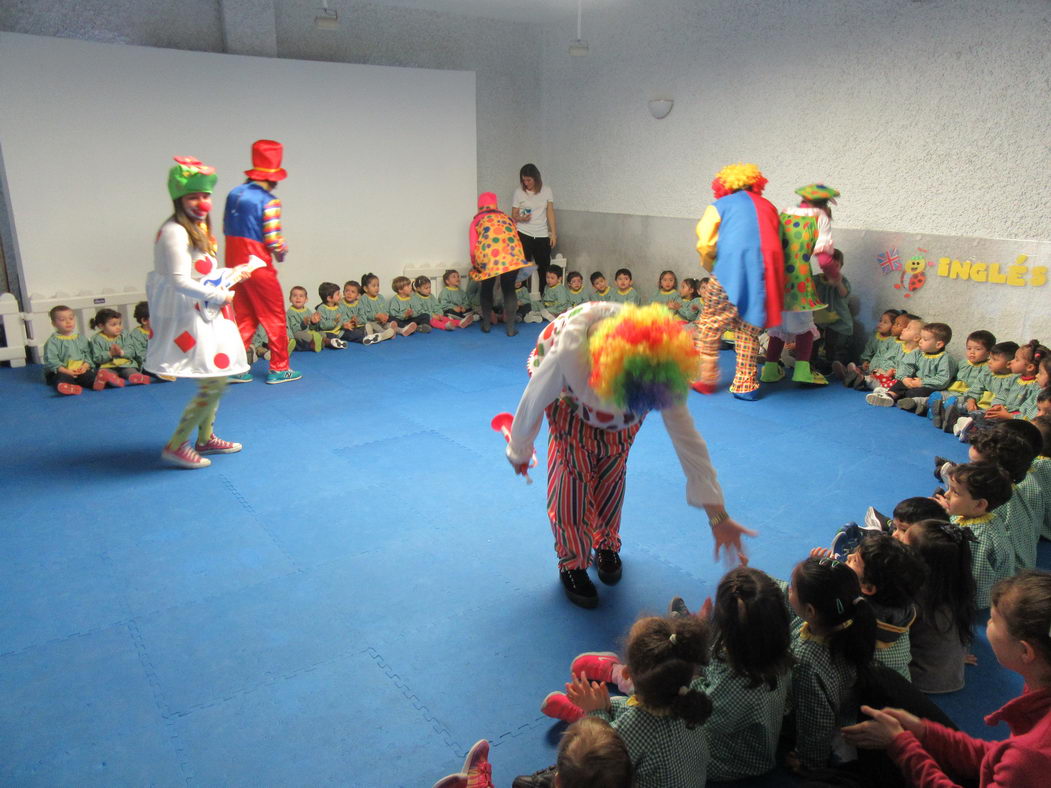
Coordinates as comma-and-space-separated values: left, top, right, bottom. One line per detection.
942, 402, 961, 434
513, 765, 556, 788
931, 398, 945, 428
668, 596, 690, 617
594, 549, 622, 585
560, 569, 598, 608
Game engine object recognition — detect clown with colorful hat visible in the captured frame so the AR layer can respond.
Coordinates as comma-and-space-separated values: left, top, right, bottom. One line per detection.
469, 191, 529, 336
505, 301, 755, 608
146, 156, 250, 468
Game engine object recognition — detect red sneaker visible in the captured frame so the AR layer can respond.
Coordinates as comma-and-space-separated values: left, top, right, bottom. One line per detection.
691, 380, 716, 395
127, 372, 152, 385
195, 435, 243, 455
570, 651, 619, 684
540, 691, 585, 723
57, 382, 83, 396
161, 441, 211, 469
97, 368, 125, 387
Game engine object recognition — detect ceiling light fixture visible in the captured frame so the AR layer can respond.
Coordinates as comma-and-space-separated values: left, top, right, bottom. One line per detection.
315, 1, 339, 30
569, 0, 589, 56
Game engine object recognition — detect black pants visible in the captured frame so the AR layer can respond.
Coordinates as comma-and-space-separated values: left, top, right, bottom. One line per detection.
888, 382, 935, 400
814, 328, 853, 372
518, 233, 551, 294
480, 272, 517, 322
46, 369, 97, 390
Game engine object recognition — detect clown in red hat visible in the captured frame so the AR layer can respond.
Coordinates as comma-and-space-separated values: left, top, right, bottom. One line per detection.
223, 139, 301, 384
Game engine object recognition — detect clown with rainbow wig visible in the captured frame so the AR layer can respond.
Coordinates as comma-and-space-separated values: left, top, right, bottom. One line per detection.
506, 301, 755, 608
693, 163, 785, 400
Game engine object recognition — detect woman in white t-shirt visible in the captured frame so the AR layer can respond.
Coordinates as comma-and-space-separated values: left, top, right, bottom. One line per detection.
511, 163, 557, 295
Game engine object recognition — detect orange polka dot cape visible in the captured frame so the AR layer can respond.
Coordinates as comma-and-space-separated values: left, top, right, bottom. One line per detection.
778, 205, 831, 313
468, 208, 529, 282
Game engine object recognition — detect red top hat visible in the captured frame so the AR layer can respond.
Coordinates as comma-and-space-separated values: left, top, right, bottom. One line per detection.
244, 139, 287, 181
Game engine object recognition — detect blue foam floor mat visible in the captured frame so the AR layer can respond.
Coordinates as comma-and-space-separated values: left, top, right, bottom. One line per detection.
1, 328, 1047, 786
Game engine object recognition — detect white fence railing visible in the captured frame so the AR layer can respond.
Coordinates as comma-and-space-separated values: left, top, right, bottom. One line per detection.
2, 289, 146, 366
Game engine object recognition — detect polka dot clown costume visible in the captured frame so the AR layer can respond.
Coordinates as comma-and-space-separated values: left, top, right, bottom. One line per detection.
507, 302, 751, 608
693, 163, 785, 400
146, 156, 247, 469
760, 183, 841, 387
470, 192, 530, 336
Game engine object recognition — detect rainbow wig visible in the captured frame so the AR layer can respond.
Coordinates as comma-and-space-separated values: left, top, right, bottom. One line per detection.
588, 304, 697, 413
711, 162, 768, 199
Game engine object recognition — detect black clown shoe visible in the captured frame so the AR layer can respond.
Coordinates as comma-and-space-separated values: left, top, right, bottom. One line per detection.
560, 569, 598, 608
594, 549, 623, 585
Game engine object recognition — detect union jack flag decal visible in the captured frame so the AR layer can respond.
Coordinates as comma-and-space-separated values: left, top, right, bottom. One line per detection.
878, 248, 902, 274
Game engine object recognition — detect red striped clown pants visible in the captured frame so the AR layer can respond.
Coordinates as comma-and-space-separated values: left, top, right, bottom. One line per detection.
545, 397, 644, 570
693, 276, 761, 394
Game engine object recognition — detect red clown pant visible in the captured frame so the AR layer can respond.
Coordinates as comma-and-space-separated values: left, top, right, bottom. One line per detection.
228, 238, 289, 373
545, 398, 644, 570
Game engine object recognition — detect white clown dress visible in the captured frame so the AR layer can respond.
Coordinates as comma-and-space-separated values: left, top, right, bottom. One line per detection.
145, 220, 249, 378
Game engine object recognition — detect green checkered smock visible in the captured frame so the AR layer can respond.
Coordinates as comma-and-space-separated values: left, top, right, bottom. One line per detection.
952, 511, 1014, 609
590, 689, 709, 788
699, 656, 789, 781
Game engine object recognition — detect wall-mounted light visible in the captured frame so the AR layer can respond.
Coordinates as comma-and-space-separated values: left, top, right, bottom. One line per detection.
315, 1, 339, 30
648, 99, 674, 120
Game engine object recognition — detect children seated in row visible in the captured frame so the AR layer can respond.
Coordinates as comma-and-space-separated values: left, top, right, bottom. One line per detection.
43, 306, 140, 395
812, 249, 854, 373
865, 320, 955, 407
87, 308, 153, 385
838, 308, 903, 390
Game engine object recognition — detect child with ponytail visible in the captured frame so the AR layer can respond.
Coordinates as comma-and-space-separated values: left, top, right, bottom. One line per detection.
843, 569, 1051, 787
787, 555, 877, 772
898, 520, 977, 694
542, 614, 713, 787
88, 308, 152, 385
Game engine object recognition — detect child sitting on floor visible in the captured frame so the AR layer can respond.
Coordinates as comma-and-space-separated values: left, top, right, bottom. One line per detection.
610, 268, 642, 305
359, 272, 402, 336
674, 277, 702, 323
842, 569, 1051, 787
564, 271, 587, 308
513, 278, 541, 323
899, 520, 976, 694
286, 285, 323, 353
869, 321, 955, 408
985, 421, 1043, 570
935, 461, 1014, 608
926, 329, 994, 427
42, 305, 119, 395
545, 614, 713, 787
504, 718, 634, 788
388, 275, 429, 334
437, 269, 475, 321
651, 270, 679, 308
414, 276, 473, 330
315, 282, 357, 348
947, 340, 1020, 436
839, 308, 902, 389
812, 249, 853, 374
590, 270, 612, 301
539, 264, 569, 321
88, 308, 151, 385
983, 339, 1047, 422
1031, 416, 1051, 540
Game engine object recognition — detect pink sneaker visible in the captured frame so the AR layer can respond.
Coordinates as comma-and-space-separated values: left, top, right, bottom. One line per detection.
128, 372, 152, 385
540, 691, 585, 723
195, 435, 243, 455
161, 441, 211, 469
458, 314, 477, 329
97, 368, 125, 388
570, 651, 619, 683
462, 739, 493, 788
57, 382, 83, 396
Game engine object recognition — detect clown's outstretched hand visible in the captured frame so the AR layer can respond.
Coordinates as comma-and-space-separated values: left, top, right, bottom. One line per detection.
706, 507, 758, 566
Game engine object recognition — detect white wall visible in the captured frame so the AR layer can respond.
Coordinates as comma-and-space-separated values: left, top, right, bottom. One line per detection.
538, 0, 1051, 241
0, 32, 476, 301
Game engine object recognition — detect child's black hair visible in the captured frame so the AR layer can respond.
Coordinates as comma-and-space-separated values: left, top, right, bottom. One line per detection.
906, 520, 976, 647
360, 272, 379, 290
882, 308, 903, 320
994, 420, 1043, 459
614, 268, 632, 281
288, 285, 308, 298
566, 270, 584, 286
699, 276, 710, 286
793, 556, 877, 672
967, 330, 996, 351
679, 278, 699, 300
711, 567, 793, 690
658, 270, 677, 289
590, 271, 606, 285
342, 280, 361, 295
625, 615, 712, 729
48, 305, 73, 322
893, 497, 947, 527
970, 428, 1037, 484
947, 462, 1013, 511
923, 322, 952, 347
991, 340, 1020, 359
89, 308, 122, 330
1031, 415, 1051, 458
548, 263, 563, 279
857, 532, 928, 609
412, 275, 431, 290
1019, 339, 1050, 372
133, 301, 150, 323
441, 269, 459, 285
318, 281, 340, 301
